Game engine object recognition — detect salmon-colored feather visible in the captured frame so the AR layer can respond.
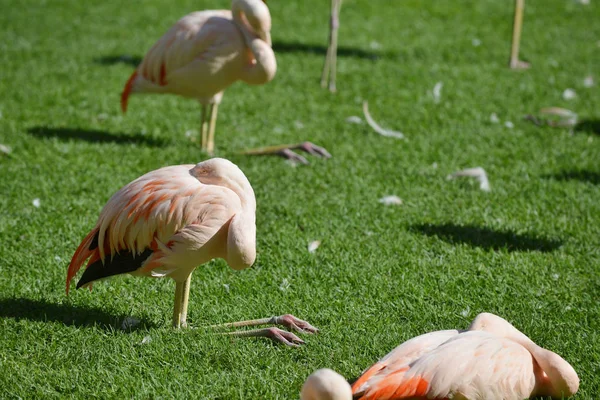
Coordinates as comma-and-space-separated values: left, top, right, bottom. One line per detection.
359, 374, 428, 400
121, 70, 138, 113
66, 228, 99, 294
351, 363, 386, 394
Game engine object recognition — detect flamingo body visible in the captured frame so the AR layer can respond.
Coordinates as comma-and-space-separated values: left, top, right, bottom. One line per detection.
66, 158, 256, 292
123, 10, 256, 109
353, 331, 537, 399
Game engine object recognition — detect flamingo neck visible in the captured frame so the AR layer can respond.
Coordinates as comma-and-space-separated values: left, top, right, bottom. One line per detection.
231, 0, 276, 85
515, 338, 579, 397
222, 175, 256, 214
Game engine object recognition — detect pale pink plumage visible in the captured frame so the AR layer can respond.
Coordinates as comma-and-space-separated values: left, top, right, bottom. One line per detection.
122, 0, 275, 109
121, 0, 276, 154
66, 158, 256, 292
350, 313, 579, 400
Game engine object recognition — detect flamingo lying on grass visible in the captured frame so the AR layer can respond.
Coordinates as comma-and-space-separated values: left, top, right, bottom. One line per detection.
301, 313, 578, 399
121, 0, 330, 163
66, 158, 317, 346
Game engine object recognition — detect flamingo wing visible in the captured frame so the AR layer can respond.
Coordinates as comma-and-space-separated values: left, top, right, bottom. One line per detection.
66, 164, 241, 291
352, 330, 459, 396
142, 12, 228, 83
356, 331, 536, 400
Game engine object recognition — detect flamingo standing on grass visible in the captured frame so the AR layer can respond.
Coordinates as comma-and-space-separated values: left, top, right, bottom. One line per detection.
66, 158, 317, 346
121, 0, 330, 163
301, 313, 579, 399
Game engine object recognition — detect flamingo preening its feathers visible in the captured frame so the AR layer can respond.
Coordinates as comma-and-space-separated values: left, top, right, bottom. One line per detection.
301, 313, 578, 400
66, 158, 317, 346
120, 0, 276, 155
120, 0, 331, 163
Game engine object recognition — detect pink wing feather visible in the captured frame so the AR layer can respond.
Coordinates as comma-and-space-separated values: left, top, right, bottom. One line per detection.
66, 164, 241, 291
121, 10, 240, 110
355, 331, 536, 400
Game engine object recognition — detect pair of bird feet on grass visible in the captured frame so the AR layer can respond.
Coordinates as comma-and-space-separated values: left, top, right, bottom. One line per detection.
210, 314, 318, 347
240, 142, 332, 165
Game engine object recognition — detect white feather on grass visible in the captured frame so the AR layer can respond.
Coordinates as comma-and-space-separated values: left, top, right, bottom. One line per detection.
308, 241, 321, 253
379, 195, 403, 206
362, 102, 404, 139
433, 82, 443, 104
447, 167, 491, 192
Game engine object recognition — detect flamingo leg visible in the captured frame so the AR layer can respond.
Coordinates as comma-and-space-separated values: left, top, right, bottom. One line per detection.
509, 0, 529, 69
321, 0, 342, 91
206, 103, 219, 156
172, 281, 184, 328
239, 141, 332, 165
172, 273, 192, 328
328, 0, 342, 92
200, 104, 210, 151
320, 0, 334, 89
210, 314, 318, 347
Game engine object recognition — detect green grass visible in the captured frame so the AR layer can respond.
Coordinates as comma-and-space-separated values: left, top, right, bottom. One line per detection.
1, 0, 599, 397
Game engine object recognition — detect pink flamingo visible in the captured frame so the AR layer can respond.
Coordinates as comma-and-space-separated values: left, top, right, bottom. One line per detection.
301, 313, 579, 399
121, 0, 330, 163
121, 0, 275, 155
66, 158, 317, 346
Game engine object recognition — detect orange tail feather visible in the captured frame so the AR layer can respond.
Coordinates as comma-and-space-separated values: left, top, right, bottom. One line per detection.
66, 229, 99, 294
351, 362, 385, 394
361, 375, 429, 400
121, 70, 138, 113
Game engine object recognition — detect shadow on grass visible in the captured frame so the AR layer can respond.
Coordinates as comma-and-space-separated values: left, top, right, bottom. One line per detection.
27, 126, 167, 147
410, 223, 562, 252
96, 42, 394, 67
272, 41, 388, 60
544, 170, 600, 185
574, 119, 600, 135
94, 54, 142, 67
0, 297, 154, 332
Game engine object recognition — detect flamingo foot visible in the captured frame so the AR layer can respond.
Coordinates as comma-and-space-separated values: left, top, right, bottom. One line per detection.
240, 142, 331, 165
209, 314, 318, 346
272, 314, 319, 334
510, 60, 530, 70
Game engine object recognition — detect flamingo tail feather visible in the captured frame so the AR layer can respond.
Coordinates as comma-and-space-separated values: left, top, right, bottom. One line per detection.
66, 229, 99, 294
121, 70, 138, 113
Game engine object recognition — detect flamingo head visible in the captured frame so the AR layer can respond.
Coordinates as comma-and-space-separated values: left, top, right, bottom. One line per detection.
300, 369, 352, 400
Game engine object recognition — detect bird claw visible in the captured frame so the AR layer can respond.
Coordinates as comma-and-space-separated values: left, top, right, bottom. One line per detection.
277, 143, 331, 165
296, 142, 332, 159
279, 148, 309, 165
273, 314, 319, 334
266, 327, 305, 347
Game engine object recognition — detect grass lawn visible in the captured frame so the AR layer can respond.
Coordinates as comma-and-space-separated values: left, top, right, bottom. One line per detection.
1, 0, 599, 397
